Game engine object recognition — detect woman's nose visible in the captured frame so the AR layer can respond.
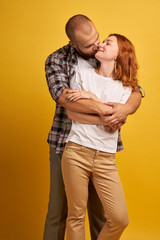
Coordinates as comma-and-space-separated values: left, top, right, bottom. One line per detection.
97, 43, 104, 51
99, 42, 106, 47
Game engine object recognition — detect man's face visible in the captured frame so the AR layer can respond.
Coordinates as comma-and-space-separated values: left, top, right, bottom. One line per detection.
71, 23, 100, 59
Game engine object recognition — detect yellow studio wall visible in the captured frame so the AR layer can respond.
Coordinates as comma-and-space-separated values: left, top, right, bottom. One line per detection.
0, 0, 160, 239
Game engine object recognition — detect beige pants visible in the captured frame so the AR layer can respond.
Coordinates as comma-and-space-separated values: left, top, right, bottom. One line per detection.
61, 142, 129, 240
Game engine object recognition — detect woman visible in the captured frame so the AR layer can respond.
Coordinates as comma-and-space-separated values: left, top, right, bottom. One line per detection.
61, 34, 139, 240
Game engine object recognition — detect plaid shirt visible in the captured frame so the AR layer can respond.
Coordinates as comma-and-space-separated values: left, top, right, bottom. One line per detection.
45, 44, 129, 153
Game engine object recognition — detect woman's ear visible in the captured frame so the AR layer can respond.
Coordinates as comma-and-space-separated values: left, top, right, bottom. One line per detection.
114, 53, 118, 60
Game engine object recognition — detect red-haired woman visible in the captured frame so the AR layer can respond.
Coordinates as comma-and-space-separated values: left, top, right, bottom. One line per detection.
61, 34, 139, 240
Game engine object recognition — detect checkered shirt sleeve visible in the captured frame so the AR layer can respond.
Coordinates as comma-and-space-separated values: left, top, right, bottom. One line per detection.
45, 55, 70, 102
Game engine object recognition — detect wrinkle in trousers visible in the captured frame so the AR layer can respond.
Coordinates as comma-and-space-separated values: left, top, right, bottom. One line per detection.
61, 142, 129, 240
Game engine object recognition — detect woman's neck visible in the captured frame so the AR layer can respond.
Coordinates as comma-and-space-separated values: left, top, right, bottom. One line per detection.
95, 61, 114, 78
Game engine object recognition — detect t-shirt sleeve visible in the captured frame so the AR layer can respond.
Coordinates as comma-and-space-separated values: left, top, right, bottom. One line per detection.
70, 70, 83, 90
120, 87, 132, 104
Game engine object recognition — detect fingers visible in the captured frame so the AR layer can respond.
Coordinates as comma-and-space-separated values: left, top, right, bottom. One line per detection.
101, 115, 116, 124
66, 90, 78, 94
109, 119, 119, 125
110, 125, 118, 131
109, 124, 119, 131
65, 91, 82, 102
108, 115, 127, 125
100, 112, 124, 125
111, 122, 125, 131
104, 113, 126, 125
66, 94, 80, 102
104, 102, 116, 107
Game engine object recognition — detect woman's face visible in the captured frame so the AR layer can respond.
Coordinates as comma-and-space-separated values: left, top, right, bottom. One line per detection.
95, 36, 119, 62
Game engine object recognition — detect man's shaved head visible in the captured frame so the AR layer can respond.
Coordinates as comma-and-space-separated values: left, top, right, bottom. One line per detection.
65, 14, 100, 59
65, 14, 93, 43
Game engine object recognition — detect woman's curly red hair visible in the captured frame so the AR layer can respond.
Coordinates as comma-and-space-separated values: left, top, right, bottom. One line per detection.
109, 34, 139, 91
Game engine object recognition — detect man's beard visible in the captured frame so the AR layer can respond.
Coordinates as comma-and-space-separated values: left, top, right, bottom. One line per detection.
76, 47, 97, 60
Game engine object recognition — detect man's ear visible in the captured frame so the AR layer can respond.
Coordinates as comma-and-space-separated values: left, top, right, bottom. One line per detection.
69, 41, 76, 48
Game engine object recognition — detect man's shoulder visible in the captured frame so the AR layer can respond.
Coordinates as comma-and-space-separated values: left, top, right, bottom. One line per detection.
45, 44, 76, 63
52, 44, 72, 57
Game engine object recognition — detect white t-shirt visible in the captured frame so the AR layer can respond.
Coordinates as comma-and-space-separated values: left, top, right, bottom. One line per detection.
66, 56, 132, 153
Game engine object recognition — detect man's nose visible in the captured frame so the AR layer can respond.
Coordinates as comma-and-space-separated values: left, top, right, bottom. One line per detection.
94, 39, 100, 47
93, 40, 100, 50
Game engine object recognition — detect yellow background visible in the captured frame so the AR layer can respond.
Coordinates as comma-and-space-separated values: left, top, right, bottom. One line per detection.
1, 0, 160, 239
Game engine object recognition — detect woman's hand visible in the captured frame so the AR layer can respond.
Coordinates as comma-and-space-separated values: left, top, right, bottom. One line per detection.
65, 90, 101, 102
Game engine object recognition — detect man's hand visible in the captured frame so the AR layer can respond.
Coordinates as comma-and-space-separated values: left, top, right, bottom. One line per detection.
100, 102, 129, 125
100, 91, 142, 125
110, 121, 126, 131
101, 112, 126, 130
104, 123, 124, 133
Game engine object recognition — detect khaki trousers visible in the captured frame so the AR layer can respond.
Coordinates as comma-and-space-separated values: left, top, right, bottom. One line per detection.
61, 142, 129, 240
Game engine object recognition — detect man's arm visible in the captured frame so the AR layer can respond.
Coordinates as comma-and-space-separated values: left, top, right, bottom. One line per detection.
45, 49, 143, 124
67, 110, 124, 131
58, 88, 113, 116
67, 110, 104, 125
45, 51, 113, 117
59, 89, 141, 126
101, 91, 141, 125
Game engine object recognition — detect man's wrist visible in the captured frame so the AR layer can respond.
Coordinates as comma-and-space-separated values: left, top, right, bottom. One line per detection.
96, 102, 105, 115
96, 102, 112, 116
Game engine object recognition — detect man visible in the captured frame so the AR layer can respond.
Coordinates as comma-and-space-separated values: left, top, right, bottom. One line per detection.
43, 14, 143, 240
